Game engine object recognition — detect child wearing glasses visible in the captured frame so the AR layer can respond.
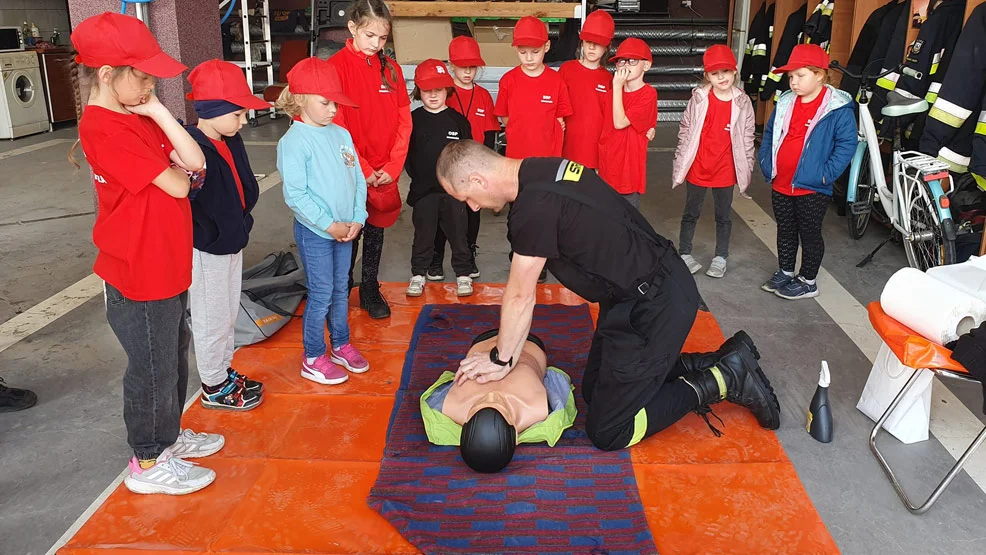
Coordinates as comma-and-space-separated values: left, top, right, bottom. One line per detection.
598, 38, 657, 210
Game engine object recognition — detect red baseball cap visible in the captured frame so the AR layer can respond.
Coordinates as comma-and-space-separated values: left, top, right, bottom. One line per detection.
449, 36, 486, 67
512, 16, 549, 48
775, 44, 831, 73
580, 10, 615, 47
415, 59, 454, 91
71, 12, 186, 78
703, 44, 737, 73
609, 38, 652, 63
287, 57, 358, 107
186, 60, 270, 110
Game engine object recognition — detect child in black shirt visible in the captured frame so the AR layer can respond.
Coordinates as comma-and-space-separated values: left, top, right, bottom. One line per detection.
405, 59, 474, 297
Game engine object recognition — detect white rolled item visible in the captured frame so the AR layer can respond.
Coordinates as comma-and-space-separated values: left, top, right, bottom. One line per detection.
880, 267, 986, 345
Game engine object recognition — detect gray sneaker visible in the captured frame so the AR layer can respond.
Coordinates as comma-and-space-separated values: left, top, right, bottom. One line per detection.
406, 275, 426, 297
681, 254, 703, 274
706, 256, 727, 278
169, 429, 225, 459
124, 449, 216, 495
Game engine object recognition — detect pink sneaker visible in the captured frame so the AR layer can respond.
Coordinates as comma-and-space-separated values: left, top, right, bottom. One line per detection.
330, 343, 370, 374
301, 355, 349, 385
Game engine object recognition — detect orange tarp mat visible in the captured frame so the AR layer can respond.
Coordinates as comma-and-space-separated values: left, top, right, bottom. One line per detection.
60, 283, 838, 555
867, 302, 968, 374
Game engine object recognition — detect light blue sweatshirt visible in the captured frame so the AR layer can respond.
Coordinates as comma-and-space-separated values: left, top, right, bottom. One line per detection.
277, 121, 368, 239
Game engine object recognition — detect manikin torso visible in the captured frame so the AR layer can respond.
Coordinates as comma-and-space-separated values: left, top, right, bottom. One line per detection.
442, 335, 550, 434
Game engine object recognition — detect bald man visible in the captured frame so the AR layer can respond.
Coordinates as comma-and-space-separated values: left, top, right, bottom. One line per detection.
435, 140, 780, 451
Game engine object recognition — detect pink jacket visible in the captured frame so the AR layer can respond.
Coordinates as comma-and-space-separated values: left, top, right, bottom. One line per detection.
672, 85, 756, 193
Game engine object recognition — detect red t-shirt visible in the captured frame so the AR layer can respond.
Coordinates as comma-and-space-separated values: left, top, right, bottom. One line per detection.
598, 84, 658, 195
494, 66, 574, 159
78, 105, 192, 301
558, 60, 611, 168
210, 137, 246, 209
687, 93, 736, 188
448, 84, 500, 143
773, 93, 826, 197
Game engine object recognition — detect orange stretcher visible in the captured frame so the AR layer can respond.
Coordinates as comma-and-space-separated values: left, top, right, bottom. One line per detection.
867, 302, 986, 514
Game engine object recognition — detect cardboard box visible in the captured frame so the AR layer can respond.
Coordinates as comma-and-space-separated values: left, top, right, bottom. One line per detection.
470, 20, 519, 67
392, 17, 454, 64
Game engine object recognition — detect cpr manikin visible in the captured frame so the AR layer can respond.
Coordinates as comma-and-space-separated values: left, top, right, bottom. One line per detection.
419, 329, 575, 473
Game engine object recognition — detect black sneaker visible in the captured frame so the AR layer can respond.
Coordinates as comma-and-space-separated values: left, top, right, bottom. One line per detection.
426, 267, 445, 281
761, 270, 794, 293
201, 376, 262, 411
0, 378, 37, 413
228, 368, 263, 394
359, 286, 391, 319
468, 244, 481, 279
538, 268, 548, 283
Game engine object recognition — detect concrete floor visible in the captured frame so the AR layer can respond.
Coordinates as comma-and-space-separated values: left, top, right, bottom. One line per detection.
1, 121, 985, 555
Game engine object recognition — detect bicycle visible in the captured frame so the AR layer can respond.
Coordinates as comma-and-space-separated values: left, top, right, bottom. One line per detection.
830, 60, 957, 270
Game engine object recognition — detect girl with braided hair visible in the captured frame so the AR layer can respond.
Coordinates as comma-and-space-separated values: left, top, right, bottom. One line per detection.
327, 0, 411, 320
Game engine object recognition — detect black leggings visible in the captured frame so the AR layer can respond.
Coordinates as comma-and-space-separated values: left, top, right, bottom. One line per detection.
348, 223, 385, 291
771, 190, 829, 280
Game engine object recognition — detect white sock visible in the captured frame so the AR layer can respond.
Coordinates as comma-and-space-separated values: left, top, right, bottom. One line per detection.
306, 357, 317, 364
782, 270, 795, 277
804, 278, 816, 285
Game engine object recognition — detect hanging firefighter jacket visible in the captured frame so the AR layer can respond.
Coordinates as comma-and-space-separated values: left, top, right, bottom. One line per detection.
803, 0, 835, 52
921, 2, 986, 175
868, 0, 912, 122
762, 2, 808, 101
839, 0, 899, 98
742, 2, 772, 95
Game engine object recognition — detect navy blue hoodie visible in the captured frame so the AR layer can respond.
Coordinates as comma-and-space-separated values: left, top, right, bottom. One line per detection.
186, 126, 259, 255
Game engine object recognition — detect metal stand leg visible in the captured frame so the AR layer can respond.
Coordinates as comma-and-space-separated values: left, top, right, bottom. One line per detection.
869, 368, 986, 514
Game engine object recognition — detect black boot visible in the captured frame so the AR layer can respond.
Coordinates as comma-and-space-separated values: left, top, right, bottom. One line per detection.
468, 244, 480, 279
678, 331, 760, 374
0, 378, 37, 413
680, 343, 780, 432
359, 285, 391, 319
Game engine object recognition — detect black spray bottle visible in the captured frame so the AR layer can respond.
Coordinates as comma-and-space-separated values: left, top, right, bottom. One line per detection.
807, 361, 833, 443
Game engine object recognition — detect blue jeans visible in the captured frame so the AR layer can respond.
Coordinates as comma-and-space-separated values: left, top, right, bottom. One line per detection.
294, 220, 353, 357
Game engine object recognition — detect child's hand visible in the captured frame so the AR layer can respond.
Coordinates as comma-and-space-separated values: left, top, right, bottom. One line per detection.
376, 171, 394, 185
558, 118, 566, 132
327, 222, 350, 241
613, 67, 631, 88
344, 222, 363, 242
646, 128, 656, 141
174, 163, 206, 199
365, 172, 379, 187
124, 93, 168, 119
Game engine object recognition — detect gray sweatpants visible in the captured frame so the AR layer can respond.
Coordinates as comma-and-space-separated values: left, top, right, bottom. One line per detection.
189, 249, 243, 387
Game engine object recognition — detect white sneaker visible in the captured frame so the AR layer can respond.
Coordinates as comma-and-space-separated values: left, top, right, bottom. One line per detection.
456, 276, 474, 297
406, 275, 426, 297
706, 256, 727, 278
681, 254, 702, 274
124, 449, 216, 495
169, 428, 225, 459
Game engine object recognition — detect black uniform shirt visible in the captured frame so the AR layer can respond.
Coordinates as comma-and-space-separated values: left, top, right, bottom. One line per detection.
406, 106, 472, 206
507, 158, 672, 303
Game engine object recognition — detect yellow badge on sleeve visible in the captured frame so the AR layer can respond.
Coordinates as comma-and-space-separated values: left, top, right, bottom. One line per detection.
561, 161, 584, 182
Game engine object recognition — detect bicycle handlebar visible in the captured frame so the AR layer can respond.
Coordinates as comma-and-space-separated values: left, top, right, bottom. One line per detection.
829, 60, 923, 83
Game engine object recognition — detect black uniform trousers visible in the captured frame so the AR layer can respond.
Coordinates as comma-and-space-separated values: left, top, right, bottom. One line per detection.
411, 193, 471, 277
582, 250, 702, 451
432, 209, 480, 265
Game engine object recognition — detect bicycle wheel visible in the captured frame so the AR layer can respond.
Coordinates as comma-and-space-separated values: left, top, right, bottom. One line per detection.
902, 179, 956, 270
848, 149, 875, 239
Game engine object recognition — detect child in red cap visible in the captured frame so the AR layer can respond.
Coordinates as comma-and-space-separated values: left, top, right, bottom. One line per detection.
598, 38, 657, 210
672, 44, 756, 279
429, 35, 499, 281
494, 16, 573, 159
558, 9, 615, 169
758, 44, 856, 300
70, 12, 219, 496
405, 59, 475, 298
184, 59, 271, 412
275, 57, 371, 387
327, 0, 410, 320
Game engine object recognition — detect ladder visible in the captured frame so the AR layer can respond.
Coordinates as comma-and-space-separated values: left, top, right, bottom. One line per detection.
231, 0, 275, 124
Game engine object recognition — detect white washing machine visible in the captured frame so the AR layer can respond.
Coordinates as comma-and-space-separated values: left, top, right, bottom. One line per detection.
0, 51, 51, 140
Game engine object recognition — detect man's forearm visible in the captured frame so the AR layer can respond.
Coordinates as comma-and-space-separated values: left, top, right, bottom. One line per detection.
496, 281, 536, 369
